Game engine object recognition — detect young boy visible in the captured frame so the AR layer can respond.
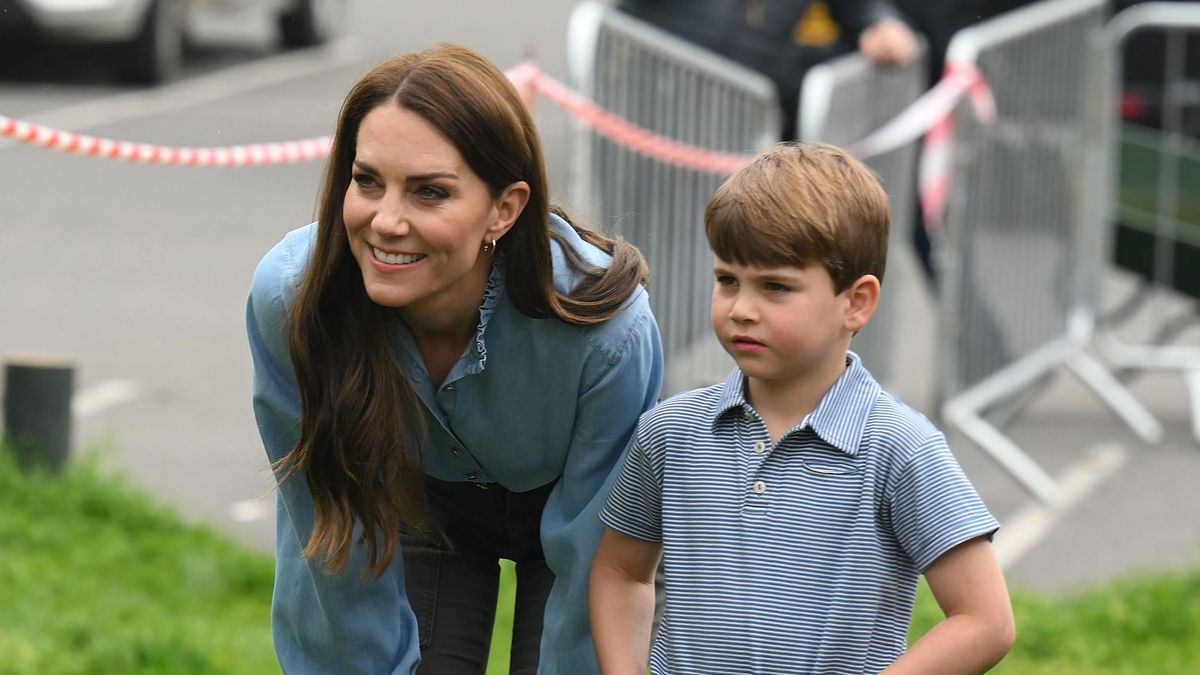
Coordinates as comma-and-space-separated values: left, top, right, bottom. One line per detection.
590, 142, 1015, 674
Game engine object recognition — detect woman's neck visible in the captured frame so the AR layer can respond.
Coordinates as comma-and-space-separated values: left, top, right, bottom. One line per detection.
399, 260, 492, 386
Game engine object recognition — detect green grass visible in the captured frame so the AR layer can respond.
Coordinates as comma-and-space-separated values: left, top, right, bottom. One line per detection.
5, 443, 1199, 673
909, 570, 1200, 674
0, 446, 278, 675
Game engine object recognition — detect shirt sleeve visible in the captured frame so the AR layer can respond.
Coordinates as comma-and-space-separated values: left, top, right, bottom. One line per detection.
599, 425, 663, 543
887, 433, 1000, 573
246, 232, 421, 675
537, 298, 664, 674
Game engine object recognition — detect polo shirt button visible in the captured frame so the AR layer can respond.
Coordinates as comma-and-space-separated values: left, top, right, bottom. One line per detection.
753, 480, 767, 494
743, 410, 754, 421
753, 441, 766, 454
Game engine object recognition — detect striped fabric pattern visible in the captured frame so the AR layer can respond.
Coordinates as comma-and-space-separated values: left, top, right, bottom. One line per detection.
601, 353, 999, 674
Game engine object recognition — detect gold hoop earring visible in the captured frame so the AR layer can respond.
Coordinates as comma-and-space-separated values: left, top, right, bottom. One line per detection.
482, 238, 496, 254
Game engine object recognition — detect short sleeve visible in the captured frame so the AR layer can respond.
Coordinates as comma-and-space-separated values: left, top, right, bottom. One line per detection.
600, 422, 664, 543
887, 434, 1000, 573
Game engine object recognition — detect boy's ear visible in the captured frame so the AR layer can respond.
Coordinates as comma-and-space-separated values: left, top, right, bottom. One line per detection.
843, 274, 881, 333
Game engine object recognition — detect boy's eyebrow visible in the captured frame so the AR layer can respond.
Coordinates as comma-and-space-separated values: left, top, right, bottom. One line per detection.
713, 263, 804, 282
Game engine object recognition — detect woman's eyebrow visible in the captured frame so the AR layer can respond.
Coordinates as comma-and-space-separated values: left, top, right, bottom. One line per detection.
405, 171, 459, 182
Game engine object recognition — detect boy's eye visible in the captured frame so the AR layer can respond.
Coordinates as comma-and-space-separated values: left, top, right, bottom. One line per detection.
351, 173, 378, 189
764, 282, 791, 293
417, 185, 449, 200
715, 275, 737, 287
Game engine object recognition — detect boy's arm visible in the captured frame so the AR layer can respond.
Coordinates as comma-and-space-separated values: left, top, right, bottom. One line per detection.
590, 527, 662, 675
884, 537, 1015, 674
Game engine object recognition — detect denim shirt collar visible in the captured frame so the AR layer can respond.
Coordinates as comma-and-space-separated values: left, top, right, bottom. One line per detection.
712, 351, 880, 456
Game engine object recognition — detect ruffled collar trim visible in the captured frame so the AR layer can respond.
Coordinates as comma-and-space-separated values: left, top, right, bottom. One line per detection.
463, 255, 505, 376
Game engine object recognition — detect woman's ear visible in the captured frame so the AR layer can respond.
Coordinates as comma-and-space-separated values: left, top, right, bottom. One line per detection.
843, 274, 881, 334
488, 181, 531, 241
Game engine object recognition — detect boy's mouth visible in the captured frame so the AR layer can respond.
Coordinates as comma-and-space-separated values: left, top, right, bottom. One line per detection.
730, 335, 766, 351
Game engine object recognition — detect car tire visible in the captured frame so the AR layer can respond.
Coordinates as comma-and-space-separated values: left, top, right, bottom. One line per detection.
117, 0, 186, 84
278, 0, 343, 49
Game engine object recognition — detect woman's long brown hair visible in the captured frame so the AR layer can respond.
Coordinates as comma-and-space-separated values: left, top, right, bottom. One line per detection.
277, 44, 649, 578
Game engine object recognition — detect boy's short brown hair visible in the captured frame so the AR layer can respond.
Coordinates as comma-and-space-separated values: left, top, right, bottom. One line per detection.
704, 142, 890, 293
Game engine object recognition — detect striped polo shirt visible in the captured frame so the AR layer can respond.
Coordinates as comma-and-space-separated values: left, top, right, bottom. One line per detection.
601, 353, 999, 674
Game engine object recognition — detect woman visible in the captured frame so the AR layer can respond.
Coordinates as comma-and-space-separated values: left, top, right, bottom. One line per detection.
246, 44, 663, 674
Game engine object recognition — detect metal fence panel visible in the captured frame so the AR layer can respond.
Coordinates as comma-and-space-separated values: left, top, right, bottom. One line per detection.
567, 1, 781, 395
938, 0, 1164, 503
799, 45, 929, 389
942, 0, 1108, 400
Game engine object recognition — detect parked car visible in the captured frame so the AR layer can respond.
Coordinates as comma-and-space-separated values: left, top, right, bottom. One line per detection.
0, 0, 344, 83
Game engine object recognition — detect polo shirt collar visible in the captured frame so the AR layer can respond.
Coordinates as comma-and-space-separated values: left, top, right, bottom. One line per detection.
711, 351, 881, 456
805, 352, 880, 456
713, 368, 750, 422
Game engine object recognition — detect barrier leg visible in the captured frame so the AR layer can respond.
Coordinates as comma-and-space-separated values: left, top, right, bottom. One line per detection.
1188, 369, 1200, 446
1064, 352, 1164, 444
945, 400, 1064, 506
3, 354, 75, 473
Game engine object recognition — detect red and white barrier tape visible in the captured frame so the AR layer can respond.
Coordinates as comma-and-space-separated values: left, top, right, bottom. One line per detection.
917, 61, 996, 232
0, 114, 332, 166
1, 59, 990, 181
525, 61, 755, 175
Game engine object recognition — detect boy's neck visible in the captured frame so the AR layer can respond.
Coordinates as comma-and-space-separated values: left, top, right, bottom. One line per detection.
745, 351, 850, 444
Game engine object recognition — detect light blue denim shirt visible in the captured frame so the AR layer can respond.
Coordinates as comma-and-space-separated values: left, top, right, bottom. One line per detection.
246, 213, 663, 674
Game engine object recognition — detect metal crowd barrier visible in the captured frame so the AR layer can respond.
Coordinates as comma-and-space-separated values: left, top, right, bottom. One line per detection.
1097, 2, 1200, 442
566, 1, 781, 395
938, 0, 1163, 505
799, 44, 929, 390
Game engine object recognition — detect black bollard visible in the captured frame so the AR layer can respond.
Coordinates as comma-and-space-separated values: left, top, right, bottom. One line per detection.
3, 354, 75, 473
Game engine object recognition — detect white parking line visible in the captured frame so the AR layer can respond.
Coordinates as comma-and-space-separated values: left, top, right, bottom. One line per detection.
72, 378, 143, 418
3, 37, 363, 146
993, 443, 1128, 570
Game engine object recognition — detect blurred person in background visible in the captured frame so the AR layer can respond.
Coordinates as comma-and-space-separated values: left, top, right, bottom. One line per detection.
247, 44, 664, 674
616, 0, 920, 139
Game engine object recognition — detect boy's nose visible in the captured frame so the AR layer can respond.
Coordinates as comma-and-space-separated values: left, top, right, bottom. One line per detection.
728, 296, 757, 323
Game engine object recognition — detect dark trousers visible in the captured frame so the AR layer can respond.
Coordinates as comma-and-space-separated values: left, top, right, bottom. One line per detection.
401, 476, 556, 675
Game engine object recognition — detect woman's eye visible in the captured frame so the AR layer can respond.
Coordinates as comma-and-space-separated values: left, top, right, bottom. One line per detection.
417, 185, 449, 200
351, 173, 378, 189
